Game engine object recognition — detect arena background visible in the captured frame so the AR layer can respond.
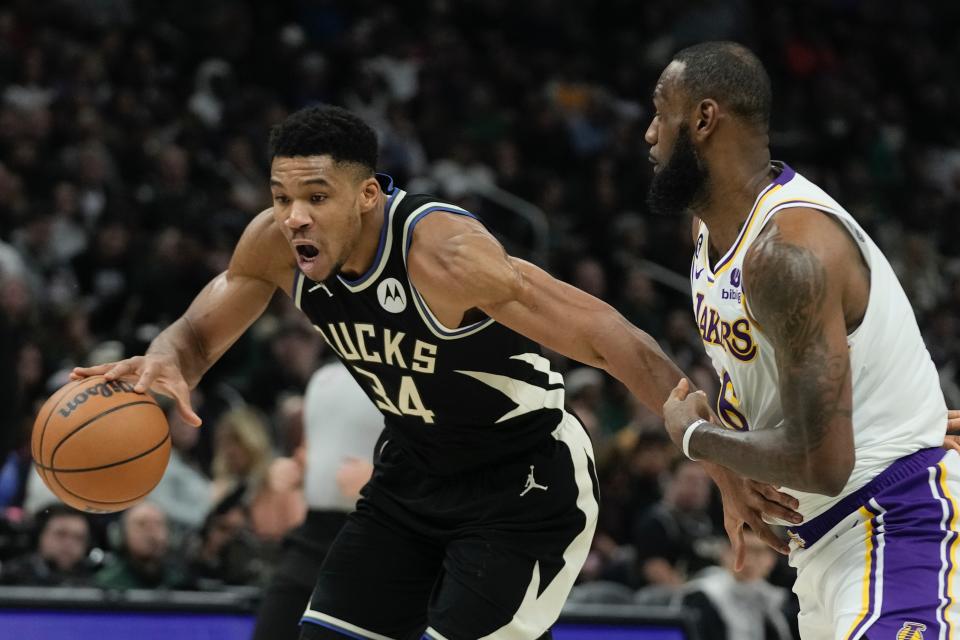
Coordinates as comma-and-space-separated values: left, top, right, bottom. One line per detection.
1, 1, 958, 638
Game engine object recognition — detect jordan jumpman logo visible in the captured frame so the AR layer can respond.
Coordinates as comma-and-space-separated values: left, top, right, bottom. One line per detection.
520, 465, 548, 496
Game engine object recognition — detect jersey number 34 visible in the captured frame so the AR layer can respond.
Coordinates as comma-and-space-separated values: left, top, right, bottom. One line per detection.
351, 365, 435, 424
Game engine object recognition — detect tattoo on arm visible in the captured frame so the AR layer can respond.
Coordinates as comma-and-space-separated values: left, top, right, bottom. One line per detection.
748, 225, 851, 440
690, 224, 853, 491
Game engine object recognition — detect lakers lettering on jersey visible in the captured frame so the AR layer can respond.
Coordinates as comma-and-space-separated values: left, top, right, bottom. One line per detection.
292, 174, 568, 475
691, 162, 947, 522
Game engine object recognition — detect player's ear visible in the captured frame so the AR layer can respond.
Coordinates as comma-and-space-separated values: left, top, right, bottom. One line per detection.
693, 99, 719, 141
358, 173, 381, 209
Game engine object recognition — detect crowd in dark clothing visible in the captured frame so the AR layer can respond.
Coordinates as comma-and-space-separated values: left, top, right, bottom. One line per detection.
1, 2, 959, 638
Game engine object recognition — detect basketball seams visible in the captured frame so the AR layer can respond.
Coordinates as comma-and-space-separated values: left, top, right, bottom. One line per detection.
37, 431, 170, 473
51, 458, 168, 507
35, 376, 89, 489
48, 399, 160, 471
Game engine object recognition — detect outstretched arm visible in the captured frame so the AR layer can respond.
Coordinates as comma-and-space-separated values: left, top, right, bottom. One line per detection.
72, 210, 292, 425
665, 209, 857, 496
408, 211, 801, 560
407, 213, 683, 416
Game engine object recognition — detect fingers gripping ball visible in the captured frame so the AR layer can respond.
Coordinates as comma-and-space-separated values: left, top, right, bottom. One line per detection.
31, 375, 171, 513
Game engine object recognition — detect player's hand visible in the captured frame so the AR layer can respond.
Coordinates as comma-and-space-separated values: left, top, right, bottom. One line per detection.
663, 378, 712, 449
267, 457, 304, 493
940, 411, 960, 453
719, 476, 799, 569
71, 355, 201, 427
948, 410, 960, 433
335, 457, 374, 501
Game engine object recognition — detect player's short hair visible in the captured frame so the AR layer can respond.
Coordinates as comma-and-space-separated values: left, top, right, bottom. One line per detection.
672, 41, 772, 130
269, 104, 378, 175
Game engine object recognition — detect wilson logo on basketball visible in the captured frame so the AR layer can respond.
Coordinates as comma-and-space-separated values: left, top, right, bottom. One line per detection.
58, 380, 139, 419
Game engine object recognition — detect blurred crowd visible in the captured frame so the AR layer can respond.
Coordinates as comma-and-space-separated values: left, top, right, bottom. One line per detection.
1, 0, 959, 637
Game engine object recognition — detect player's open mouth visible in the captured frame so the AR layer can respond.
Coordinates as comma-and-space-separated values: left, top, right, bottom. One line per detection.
296, 245, 319, 258
295, 243, 320, 268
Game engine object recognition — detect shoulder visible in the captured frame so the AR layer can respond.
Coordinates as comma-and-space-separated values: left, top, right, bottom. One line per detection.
229, 208, 296, 290
407, 210, 500, 279
744, 207, 853, 283
406, 209, 520, 310
742, 208, 849, 329
408, 208, 489, 250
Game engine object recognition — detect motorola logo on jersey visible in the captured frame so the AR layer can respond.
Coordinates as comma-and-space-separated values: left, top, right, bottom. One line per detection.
377, 278, 407, 313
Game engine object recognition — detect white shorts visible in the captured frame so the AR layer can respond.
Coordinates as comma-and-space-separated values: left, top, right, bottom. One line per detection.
789, 448, 960, 639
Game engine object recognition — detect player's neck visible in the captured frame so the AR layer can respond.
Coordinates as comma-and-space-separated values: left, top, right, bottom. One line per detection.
340, 192, 388, 278
698, 156, 773, 256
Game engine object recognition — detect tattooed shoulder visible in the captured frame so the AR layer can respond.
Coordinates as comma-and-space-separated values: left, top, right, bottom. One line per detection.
743, 222, 828, 348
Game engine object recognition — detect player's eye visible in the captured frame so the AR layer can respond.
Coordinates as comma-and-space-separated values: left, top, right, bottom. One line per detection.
310, 194, 327, 204
273, 194, 290, 204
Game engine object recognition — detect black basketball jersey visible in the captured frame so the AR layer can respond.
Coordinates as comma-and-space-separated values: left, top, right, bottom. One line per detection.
292, 174, 566, 475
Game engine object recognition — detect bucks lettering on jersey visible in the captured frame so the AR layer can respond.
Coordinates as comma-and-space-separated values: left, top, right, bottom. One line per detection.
293, 175, 565, 474
691, 162, 947, 522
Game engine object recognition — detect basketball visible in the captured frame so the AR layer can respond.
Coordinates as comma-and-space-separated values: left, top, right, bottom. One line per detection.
31, 375, 171, 514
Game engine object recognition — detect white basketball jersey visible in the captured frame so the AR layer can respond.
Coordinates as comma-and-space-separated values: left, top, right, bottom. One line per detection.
691, 162, 947, 522
303, 361, 384, 511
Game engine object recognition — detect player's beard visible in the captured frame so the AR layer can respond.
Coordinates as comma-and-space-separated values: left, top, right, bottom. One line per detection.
646, 124, 710, 218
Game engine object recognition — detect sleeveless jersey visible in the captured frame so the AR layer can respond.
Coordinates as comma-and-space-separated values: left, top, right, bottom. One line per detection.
690, 162, 947, 522
292, 174, 566, 475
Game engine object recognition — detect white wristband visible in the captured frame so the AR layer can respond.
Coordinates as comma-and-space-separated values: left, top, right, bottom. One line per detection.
682, 419, 708, 460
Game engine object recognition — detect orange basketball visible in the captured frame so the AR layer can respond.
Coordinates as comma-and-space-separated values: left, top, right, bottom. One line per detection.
31, 375, 171, 514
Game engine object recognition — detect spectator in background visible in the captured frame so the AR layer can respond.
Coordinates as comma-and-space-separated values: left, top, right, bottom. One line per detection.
620, 430, 675, 536
148, 400, 212, 532
891, 233, 945, 314
617, 265, 664, 337
189, 485, 265, 589
210, 406, 273, 505
134, 227, 217, 329
0, 341, 36, 513
585, 430, 675, 584
630, 460, 723, 589
249, 445, 306, 544
94, 501, 189, 590
0, 437, 31, 513
0, 503, 94, 586
70, 218, 135, 336
565, 367, 605, 437
673, 530, 793, 640
244, 321, 322, 414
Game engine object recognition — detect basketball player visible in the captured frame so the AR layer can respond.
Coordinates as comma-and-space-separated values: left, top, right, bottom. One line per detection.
71, 105, 798, 639
652, 41, 960, 637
